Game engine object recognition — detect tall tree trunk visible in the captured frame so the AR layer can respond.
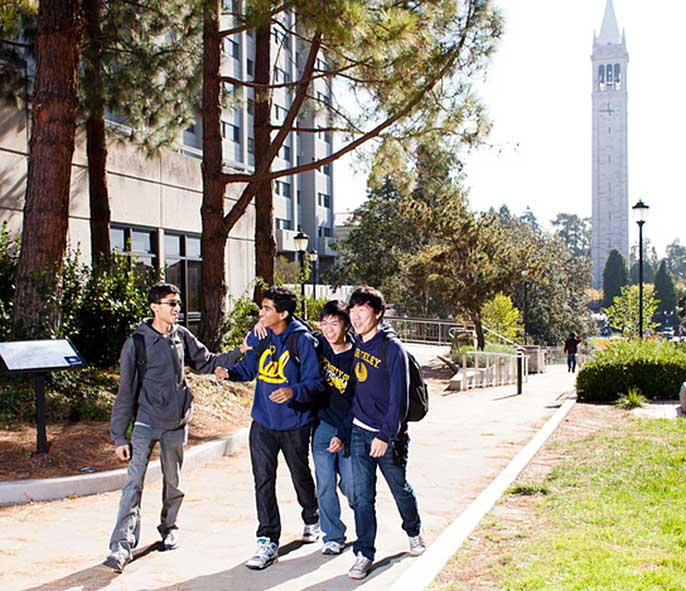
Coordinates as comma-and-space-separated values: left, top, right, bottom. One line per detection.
13, 0, 83, 337
252, 21, 274, 302
199, 0, 228, 349
471, 311, 486, 351
83, 0, 111, 266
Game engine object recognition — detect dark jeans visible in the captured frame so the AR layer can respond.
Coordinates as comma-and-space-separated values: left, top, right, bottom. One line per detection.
567, 353, 577, 372
109, 424, 186, 557
351, 426, 421, 561
249, 420, 319, 545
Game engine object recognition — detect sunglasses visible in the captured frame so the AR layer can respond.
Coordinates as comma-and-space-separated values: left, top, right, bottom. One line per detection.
156, 300, 183, 308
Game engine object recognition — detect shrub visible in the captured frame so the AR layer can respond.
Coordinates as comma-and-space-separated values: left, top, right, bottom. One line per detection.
221, 296, 260, 349
576, 339, 686, 402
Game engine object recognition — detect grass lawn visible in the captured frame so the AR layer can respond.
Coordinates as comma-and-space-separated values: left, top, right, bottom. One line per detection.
432, 415, 686, 591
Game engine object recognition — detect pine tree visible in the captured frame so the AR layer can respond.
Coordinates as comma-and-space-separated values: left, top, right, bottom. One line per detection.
198, 0, 504, 347
13, 0, 83, 337
602, 249, 629, 309
653, 259, 677, 327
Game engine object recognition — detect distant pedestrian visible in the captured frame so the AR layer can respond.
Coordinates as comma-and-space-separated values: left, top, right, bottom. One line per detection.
312, 300, 356, 556
105, 283, 245, 573
563, 332, 582, 373
215, 286, 323, 570
346, 287, 426, 580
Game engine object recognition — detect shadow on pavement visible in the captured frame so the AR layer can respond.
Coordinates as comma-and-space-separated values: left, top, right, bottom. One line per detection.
131, 550, 409, 591
19, 541, 165, 591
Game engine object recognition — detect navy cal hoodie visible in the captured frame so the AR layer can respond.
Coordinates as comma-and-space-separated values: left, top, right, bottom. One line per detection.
225, 318, 323, 430
351, 324, 409, 443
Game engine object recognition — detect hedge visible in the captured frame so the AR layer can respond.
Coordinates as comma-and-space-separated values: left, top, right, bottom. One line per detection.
576, 339, 686, 403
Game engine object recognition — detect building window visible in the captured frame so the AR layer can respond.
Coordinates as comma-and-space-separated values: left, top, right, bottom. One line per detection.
248, 137, 254, 154
110, 225, 159, 282
598, 65, 604, 84
276, 218, 292, 230
317, 192, 331, 208
276, 180, 292, 198
318, 226, 332, 237
164, 233, 202, 332
606, 64, 613, 84
247, 59, 254, 76
321, 162, 331, 176
281, 144, 291, 161
247, 97, 254, 115
614, 63, 621, 86
221, 121, 241, 142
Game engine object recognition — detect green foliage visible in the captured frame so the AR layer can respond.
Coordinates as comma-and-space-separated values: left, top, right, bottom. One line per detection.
629, 260, 655, 285
0, 368, 117, 427
616, 385, 647, 409
665, 239, 686, 283
481, 293, 521, 342
65, 253, 156, 368
603, 284, 659, 338
602, 248, 630, 308
550, 213, 591, 259
654, 260, 677, 323
301, 295, 330, 324
507, 482, 550, 496
576, 339, 686, 402
221, 296, 259, 349
274, 255, 301, 285
0, 221, 20, 340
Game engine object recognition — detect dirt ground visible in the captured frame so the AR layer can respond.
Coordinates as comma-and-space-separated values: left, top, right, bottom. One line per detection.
430, 402, 631, 591
0, 374, 254, 481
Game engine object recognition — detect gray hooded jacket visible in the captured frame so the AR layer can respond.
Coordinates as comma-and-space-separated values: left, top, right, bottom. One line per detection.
109, 320, 242, 447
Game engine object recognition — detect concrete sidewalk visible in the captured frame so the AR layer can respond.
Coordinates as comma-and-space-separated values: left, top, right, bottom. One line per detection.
0, 347, 575, 591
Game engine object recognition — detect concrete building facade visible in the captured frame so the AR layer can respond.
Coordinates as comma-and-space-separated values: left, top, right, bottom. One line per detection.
0, 6, 336, 331
590, 0, 629, 288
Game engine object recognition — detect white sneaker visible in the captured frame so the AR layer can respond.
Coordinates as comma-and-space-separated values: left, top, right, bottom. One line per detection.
321, 540, 344, 555
302, 522, 321, 543
409, 533, 427, 555
348, 552, 373, 579
245, 537, 278, 569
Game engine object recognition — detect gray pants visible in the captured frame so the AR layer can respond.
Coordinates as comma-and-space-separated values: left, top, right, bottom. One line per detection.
108, 423, 187, 557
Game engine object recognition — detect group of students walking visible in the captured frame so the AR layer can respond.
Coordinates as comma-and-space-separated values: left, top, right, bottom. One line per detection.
104, 282, 425, 580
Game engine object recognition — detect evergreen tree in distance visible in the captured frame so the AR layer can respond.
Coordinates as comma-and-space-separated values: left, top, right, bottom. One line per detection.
602, 249, 629, 309
630, 260, 655, 285
653, 260, 677, 327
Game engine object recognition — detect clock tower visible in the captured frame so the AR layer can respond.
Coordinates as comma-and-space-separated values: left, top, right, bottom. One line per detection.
590, 0, 629, 289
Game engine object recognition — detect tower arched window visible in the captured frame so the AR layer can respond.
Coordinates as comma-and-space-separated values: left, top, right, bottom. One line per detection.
598, 65, 605, 85
606, 64, 613, 84
614, 64, 621, 89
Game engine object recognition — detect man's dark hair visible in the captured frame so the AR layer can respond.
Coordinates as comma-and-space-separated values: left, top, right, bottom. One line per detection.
263, 286, 298, 320
349, 287, 386, 320
148, 282, 181, 304
320, 299, 351, 327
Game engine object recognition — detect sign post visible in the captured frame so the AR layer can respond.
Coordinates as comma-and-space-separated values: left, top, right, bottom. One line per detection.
0, 338, 86, 454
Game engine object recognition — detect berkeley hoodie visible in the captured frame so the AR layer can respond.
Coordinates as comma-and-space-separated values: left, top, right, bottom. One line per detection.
225, 317, 324, 431
317, 332, 356, 441
351, 324, 409, 443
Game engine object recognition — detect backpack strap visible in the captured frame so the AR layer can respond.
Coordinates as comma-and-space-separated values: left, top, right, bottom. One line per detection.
132, 333, 147, 396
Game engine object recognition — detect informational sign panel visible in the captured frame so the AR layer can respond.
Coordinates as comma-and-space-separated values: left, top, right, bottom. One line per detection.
0, 339, 86, 373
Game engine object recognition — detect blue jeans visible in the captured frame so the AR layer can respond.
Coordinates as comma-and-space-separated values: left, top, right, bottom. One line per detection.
312, 419, 354, 544
567, 353, 577, 373
351, 426, 421, 561
109, 424, 187, 557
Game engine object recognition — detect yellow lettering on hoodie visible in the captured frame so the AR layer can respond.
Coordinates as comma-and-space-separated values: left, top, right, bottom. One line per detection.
258, 345, 290, 384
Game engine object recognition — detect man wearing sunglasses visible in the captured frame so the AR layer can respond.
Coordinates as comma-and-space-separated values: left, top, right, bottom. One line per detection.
105, 282, 247, 573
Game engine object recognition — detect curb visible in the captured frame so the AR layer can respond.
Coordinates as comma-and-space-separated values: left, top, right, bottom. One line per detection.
0, 427, 249, 506
390, 394, 578, 591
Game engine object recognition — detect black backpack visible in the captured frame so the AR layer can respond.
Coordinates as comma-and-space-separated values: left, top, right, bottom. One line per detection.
380, 336, 429, 422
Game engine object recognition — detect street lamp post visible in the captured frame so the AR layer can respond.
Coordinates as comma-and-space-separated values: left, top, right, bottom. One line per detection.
308, 250, 318, 300
293, 230, 309, 318
632, 200, 650, 340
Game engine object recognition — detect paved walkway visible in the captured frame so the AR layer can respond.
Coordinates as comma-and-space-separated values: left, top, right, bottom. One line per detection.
0, 346, 576, 591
